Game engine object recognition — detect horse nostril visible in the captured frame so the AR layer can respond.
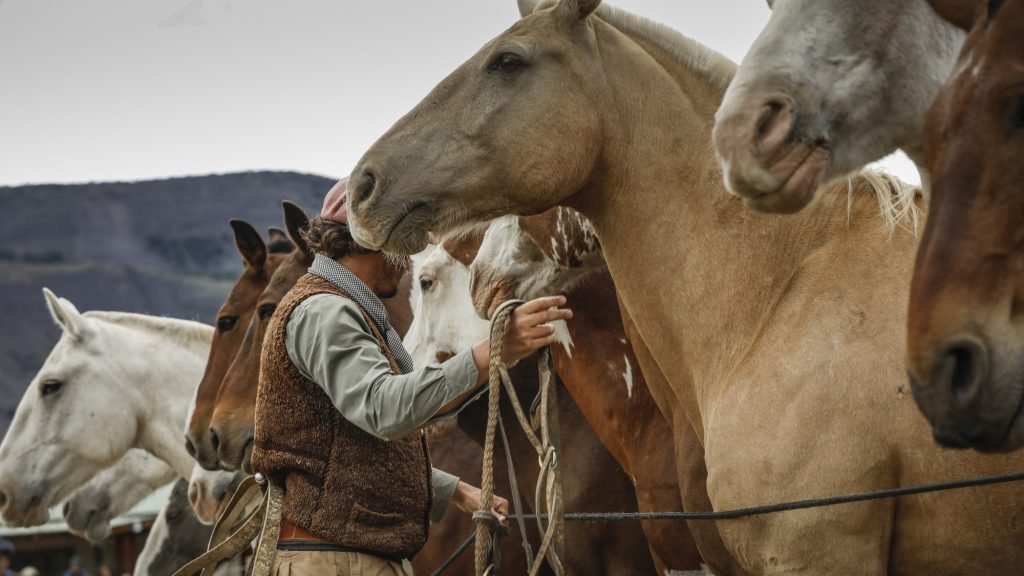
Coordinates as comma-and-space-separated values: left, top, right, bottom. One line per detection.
352, 169, 378, 209
753, 96, 796, 157
184, 437, 197, 459
209, 428, 221, 453
939, 337, 988, 407
63, 501, 71, 516
0, 489, 8, 510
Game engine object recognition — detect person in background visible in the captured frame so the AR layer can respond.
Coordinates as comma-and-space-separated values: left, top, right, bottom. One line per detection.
17, 568, 38, 576
63, 556, 91, 576
0, 539, 13, 576
97, 566, 112, 576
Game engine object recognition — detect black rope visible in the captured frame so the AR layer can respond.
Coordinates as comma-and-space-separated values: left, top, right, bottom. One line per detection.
431, 532, 477, 576
503, 469, 1024, 522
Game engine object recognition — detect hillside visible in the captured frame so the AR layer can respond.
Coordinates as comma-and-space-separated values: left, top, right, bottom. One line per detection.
0, 171, 336, 435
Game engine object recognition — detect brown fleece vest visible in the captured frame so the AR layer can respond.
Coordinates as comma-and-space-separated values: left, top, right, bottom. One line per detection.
251, 274, 432, 560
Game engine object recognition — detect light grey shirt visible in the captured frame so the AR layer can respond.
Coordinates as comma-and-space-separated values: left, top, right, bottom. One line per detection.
285, 293, 480, 522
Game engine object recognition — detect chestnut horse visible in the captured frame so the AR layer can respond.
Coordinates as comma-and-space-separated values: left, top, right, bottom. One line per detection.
346, 1, 1024, 573
185, 219, 293, 470
208, 200, 413, 471
407, 240, 657, 575
472, 209, 737, 575
906, 0, 1024, 451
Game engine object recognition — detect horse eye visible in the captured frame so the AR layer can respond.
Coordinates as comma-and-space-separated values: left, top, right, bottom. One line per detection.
216, 316, 238, 333
419, 278, 434, 292
489, 53, 524, 75
41, 379, 63, 397
258, 304, 276, 320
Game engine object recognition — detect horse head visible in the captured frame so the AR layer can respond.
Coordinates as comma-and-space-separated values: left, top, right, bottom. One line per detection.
0, 291, 141, 526
403, 238, 489, 368
348, 0, 616, 255
209, 201, 312, 472
713, 0, 962, 213
185, 220, 293, 470
906, 0, 1024, 452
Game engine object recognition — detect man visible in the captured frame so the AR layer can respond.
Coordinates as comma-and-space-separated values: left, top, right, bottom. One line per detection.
0, 539, 13, 576
251, 179, 573, 575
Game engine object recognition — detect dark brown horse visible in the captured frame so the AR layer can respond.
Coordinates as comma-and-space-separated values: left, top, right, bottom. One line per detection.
208, 201, 414, 471
907, 0, 1024, 452
185, 220, 293, 470
410, 237, 659, 575
470, 210, 730, 574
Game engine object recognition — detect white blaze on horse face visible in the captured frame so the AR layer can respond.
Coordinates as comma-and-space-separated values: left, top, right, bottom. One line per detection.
623, 355, 634, 399
404, 245, 488, 367
0, 291, 211, 527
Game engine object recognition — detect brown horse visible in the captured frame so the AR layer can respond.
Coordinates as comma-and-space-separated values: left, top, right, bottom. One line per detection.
208, 201, 414, 471
347, 1, 1024, 573
906, 0, 1024, 451
408, 238, 658, 574
471, 209, 735, 575
185, 220, 293, 470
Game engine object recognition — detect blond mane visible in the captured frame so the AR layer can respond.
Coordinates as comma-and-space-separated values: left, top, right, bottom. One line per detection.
594, 3, 737, 92
835, 170, 922, 236
84, 311, 214, 345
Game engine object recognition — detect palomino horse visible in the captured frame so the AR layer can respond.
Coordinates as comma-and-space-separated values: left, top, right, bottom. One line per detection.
906, 0, 1024, 451
63, 450, 176, 543
712, 0, 962, 213
346, 1, 1024, 573
0, 290, 212, 526
208, 200, 414, 471
185, 219, 294, 470
407, 241, 659, 575
472, 209, 737, 575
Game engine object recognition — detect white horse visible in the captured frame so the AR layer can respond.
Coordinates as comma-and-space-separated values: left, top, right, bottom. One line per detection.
0, 289, 214, 526
63, 450, 176, 543
403, 245, 489, 365
713, 0, 963, 213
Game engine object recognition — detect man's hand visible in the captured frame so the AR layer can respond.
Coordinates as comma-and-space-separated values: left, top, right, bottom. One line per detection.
500, 296, 573, 364
452, 481, 509, 527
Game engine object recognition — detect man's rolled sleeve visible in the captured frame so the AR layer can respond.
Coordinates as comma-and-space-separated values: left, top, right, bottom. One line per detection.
430, 468, 460, 523
285, 294, 481, 440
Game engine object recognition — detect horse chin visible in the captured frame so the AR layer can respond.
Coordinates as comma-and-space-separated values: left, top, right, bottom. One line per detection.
85, 519, 113, 543
725, 144, 830, 215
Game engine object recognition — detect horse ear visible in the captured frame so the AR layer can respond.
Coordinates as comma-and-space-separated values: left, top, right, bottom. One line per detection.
267, 227, 288, 245
517, 0, 538, 16
42, 288, 89, 340
988, 0, 1006, 21
282, 200, 311, 257
230, 219, 267, 273
556, 0, 601, 21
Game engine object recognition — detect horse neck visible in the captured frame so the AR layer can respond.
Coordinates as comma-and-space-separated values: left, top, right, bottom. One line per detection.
89, 313, 211, 477
577, 19, 871, 432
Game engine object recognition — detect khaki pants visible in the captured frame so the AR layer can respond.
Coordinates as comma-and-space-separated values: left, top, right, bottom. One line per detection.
272, 550, 412, 576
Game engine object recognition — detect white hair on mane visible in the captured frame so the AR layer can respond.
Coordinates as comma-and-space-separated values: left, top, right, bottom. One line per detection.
841, 170, 922, 236
594, 3, 737, 91
83, 311, 213, 344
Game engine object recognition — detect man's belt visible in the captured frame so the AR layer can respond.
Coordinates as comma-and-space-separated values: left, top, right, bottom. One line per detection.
278, 518, 330, 543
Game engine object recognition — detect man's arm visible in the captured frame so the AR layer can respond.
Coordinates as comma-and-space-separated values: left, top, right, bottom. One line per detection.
286, 294, 481, 440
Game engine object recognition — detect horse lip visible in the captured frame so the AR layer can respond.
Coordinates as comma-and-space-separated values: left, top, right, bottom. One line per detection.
739, 141, 830, 213
381, 202, 430, 250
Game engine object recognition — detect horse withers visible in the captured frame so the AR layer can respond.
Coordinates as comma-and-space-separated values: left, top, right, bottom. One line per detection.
906, 0, 1024, 451
712, 0, 962, 213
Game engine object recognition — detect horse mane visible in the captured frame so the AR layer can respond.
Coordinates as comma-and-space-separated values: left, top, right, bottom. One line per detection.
837, 170, 922, 236
594, 3, 737, 92
83, 311, 214, 345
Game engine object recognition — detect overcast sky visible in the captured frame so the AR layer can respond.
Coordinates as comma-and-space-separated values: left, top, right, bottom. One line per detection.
0, 0, 919, 187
